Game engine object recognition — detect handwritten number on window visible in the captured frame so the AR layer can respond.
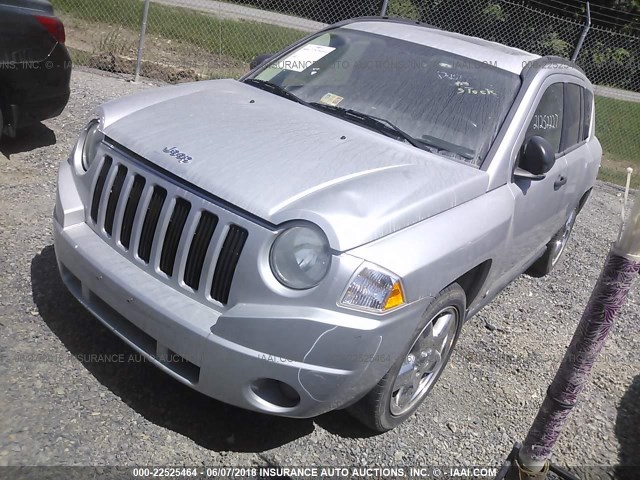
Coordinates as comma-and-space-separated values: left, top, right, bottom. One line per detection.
532, 114, 560, 131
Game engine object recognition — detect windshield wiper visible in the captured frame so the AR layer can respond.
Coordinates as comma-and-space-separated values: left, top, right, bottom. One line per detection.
310, 103, 475, 160
243, 78, 308, 105
309, 102, 426, 149
420, 134, 475, 160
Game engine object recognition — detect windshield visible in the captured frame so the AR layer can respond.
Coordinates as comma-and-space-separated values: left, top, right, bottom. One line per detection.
247, 26, 521, 166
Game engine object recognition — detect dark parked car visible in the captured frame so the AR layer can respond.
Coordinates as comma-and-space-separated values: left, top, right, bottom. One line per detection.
0, 0, 71, 140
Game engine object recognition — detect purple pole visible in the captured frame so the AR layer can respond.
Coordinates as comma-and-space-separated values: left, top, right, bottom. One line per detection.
517, 193, 640, 475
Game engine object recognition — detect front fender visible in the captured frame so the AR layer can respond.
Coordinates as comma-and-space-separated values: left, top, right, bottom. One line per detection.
347, 186, 513, 305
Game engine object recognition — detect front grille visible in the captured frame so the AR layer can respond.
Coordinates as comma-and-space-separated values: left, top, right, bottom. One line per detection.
184, 211, 218, 290
104, 164, 128, 236
138, 186, 167, 263
212, 225, 249, 304
89, 155, 249, 305
120, 175, 146, 249
159, 198, 191, 276
91, 156, 112, 223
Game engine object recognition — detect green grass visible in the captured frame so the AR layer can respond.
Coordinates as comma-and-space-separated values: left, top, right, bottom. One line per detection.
52, 0, 306, 62
595, 96, 640, 165
595, 96, 640, 189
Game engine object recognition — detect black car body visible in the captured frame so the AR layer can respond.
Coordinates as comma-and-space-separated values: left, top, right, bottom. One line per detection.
0, 0, 71, 138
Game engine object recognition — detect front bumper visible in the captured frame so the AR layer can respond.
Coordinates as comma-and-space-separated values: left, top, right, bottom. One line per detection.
53, 158, 430, 418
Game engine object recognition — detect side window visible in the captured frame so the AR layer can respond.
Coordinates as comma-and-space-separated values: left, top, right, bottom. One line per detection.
525, 83, 564, 153
560, 83, 583, 151
582, 88, 593, 140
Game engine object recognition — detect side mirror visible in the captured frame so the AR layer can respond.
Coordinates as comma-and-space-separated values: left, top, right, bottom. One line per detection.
250, 53, 274, 70
515, 136, 556, 179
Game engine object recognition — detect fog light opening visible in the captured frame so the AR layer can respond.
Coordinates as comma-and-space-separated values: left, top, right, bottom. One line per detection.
250, 378, 301, 409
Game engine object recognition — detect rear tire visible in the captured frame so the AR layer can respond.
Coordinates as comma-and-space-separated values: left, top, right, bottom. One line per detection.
527, 208, 578, 277
347, 283, 465, 432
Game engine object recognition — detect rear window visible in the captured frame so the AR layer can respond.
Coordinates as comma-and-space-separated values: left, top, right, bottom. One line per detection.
561, 83, 583, 151
582, 88, 593, 140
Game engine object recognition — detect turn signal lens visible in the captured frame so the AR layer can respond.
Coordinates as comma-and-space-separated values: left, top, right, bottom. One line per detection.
340, 263, 405, 313
384, 281, 405, 310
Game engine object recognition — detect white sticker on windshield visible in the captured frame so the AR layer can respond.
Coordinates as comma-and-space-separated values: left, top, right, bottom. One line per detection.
319, 93, 344, 106
276, 44, 335, 72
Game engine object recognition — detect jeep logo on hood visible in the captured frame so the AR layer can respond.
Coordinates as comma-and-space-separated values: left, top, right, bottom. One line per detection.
163, 146, 193, 164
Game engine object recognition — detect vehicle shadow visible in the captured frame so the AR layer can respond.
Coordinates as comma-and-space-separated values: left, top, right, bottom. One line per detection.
314, 410, 379, 439
30, 245, 317, 452
615, 374, 640, 478
0, 123, 56, 158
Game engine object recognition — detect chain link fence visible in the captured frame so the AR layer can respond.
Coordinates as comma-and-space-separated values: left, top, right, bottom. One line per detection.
51, 0, 366, 81
52, 0, 639, 186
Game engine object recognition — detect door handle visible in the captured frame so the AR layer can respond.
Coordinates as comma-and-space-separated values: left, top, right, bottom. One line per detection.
554, 175, 568, 189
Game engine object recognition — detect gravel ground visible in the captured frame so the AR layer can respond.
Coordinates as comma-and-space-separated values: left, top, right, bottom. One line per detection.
0, 68, 638, 477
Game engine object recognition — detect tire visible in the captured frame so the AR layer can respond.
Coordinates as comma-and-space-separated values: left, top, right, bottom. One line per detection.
348, 283, 465, 432
527, 207, 578, 278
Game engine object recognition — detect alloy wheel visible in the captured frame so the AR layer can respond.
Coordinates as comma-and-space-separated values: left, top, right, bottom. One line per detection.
390, 306, 459, 416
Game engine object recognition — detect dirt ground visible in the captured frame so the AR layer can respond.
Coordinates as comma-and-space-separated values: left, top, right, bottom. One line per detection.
60, 14, 248, 82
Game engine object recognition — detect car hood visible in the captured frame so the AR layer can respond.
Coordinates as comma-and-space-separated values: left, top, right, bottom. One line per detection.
101, 79, 489, 251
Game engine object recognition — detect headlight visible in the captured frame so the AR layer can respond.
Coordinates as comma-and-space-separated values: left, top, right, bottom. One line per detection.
73, 119, 103, 172
270, 225, 332, 289
340, 262, 405, 312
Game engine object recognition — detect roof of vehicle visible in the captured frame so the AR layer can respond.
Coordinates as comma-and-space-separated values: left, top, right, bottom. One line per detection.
341, 18, 542, 75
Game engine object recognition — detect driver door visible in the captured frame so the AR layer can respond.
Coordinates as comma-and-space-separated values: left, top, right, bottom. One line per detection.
507, 81, 571, 274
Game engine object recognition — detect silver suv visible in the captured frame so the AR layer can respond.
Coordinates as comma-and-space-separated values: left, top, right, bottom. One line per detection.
54, 18, 600, 431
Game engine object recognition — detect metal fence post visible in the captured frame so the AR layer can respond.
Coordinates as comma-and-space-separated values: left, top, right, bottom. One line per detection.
134, 0, 151, 82
571, 1, 591, 62
380, 0, 389, 16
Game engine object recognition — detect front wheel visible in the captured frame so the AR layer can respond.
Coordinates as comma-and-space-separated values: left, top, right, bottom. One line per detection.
348, 283, 465, 432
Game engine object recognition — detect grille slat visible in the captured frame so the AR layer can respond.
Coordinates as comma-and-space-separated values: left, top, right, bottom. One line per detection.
159, 198, 191, 277
138, 187, 167, 263
211, 225, 248, 304
184, 212, 218, 290
120, 175, 146, 250
104, 165, 128, 236
90, 157, 113, 223
89, 149, 248, 306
